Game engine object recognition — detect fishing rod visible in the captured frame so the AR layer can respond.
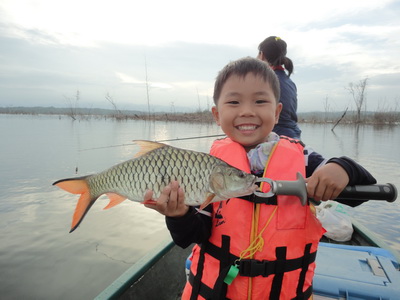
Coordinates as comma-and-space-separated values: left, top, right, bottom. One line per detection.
255, 173, 398, 206
156, 134, 226, 143
79, 133, 226, 152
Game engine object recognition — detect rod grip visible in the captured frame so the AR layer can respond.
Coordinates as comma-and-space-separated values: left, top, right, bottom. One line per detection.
336, 183, 397, 202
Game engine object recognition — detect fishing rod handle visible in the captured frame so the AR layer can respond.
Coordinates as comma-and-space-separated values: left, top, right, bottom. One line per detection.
336, 183, 397, 202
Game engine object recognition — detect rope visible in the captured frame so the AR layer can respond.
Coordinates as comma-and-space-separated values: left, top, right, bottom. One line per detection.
239, 206, 278, 260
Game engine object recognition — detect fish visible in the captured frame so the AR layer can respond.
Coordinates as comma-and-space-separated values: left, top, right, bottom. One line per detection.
53, 140, 258, 232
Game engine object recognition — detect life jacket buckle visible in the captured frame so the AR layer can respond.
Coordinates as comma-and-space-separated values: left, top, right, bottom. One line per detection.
238, 259, 275, 277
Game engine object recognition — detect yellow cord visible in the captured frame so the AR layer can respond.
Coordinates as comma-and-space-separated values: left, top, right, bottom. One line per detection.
239, 206, 278, 259
243, 206, 278, 300
244, 142, 279, 300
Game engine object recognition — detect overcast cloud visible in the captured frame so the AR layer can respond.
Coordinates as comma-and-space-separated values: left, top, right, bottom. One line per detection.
0, 0, 399, 112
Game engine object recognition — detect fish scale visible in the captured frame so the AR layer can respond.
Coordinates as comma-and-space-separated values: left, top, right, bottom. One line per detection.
87, 146, 207, 202
53, 141, 257, 232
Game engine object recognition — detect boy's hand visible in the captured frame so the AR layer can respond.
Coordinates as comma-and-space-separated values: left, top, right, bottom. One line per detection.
306, 163, 349, 201
143, 181, 189, 217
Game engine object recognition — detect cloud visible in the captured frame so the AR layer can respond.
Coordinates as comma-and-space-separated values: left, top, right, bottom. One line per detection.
0, 0, 399, 112
115, 72, 173, 90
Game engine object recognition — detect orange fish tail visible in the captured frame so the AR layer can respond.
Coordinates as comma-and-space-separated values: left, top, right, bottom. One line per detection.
53, 176, 97, 232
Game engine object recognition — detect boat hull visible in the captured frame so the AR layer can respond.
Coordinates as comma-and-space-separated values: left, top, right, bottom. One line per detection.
96, 220, 400, 300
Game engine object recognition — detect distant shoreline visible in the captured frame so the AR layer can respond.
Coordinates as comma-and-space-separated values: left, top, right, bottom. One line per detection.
1, 106, 399, 125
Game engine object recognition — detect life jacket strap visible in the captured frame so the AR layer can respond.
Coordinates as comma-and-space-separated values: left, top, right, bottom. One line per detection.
270, 246, 287, 298
202, 241, 317, 278
237, 194, 278, 205
292, 285, 313, 300
238, 249, 316, 277
188, 270, 231, 300
190, 236, 233, 300
190, 245, 206, 300
296, 243, 313, 298
201, 241, 316, 300
188, 269, 313, 300
202, 238, 239, 262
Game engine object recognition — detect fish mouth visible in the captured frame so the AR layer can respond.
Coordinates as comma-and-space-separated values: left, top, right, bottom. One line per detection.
246, 175, 259, 195
250, 174, 258, 185
251, 176, 259, 191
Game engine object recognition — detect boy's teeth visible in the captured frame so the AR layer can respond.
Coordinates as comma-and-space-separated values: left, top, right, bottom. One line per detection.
238, 125, 256, 130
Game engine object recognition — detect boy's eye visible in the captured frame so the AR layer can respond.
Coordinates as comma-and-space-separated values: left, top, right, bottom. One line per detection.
255, 99, 268, 104
227, 100, 239, 105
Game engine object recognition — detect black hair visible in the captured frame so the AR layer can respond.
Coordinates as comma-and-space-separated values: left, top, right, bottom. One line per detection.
258, 36, 294, 77
213, 56, 280, 104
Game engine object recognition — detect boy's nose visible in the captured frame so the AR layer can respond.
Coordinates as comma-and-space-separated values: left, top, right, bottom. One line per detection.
239, 103, 256, 116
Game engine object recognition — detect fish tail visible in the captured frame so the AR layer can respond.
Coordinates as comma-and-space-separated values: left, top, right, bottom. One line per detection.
53, 176, 97, 233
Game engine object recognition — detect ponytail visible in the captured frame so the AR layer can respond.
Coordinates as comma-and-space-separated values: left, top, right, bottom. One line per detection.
283, 57, 294, 77
258, 36, 294, 77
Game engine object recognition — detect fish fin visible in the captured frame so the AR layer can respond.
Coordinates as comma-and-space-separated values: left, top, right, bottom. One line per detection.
141, 199, 157, 205
53, 177, 97, 233
103, 193, 127, 210
133, 140, 167, 158
199, 194, 216, 210
53, 176, 89, 194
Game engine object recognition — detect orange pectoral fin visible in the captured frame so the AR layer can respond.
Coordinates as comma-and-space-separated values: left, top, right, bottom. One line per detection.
141, 199, 157, 205
103, 193, 127, 210
199, 194, 216, 210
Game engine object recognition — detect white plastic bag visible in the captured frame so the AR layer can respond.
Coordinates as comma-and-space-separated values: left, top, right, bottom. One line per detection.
315, 200, 354, 242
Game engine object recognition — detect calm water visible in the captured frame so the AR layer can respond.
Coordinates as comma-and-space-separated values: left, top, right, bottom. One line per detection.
0, 114, 399, 299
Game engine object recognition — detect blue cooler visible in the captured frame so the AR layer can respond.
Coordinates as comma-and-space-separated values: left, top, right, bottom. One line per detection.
313, 243, 400, 299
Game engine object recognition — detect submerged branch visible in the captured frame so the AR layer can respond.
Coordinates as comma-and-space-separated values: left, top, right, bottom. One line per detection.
331, 107, 348, 131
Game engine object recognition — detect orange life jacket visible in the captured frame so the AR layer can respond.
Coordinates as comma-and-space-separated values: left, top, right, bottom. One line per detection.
182, 137, 324, 300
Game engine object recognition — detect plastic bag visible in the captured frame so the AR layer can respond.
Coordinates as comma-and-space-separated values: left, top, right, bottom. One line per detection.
315, 200, 354, 242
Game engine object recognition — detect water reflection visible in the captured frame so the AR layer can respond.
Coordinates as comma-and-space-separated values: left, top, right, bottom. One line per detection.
301, 122, 400, 252
0, 115, 399, 300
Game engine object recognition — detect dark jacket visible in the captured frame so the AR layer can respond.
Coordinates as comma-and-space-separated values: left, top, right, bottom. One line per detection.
273, 69, 302, 138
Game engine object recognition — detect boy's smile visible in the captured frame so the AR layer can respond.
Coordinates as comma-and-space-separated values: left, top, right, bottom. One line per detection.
212, 73, 282, 151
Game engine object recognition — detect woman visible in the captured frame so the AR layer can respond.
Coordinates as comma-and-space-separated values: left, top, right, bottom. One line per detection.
258, 36, 301, 139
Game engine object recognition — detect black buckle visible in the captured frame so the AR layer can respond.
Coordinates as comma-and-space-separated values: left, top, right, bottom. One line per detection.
238, 258, 289, 277
239, 259, 275, 277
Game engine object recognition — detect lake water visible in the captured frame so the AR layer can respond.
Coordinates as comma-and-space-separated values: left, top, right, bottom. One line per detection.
1, 114, 399, 300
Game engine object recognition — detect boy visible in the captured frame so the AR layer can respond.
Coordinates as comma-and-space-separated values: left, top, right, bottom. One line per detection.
144, 57, 376, 299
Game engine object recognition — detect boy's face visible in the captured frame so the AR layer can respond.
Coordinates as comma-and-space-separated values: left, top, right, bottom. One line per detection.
212, 73, 282, 151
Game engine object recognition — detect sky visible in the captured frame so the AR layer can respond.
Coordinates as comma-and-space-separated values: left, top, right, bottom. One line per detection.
0, 0, 399, 113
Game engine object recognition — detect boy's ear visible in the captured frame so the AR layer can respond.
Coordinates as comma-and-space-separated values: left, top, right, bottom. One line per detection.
275, 103, 283, 124
212, 106, 220, 125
